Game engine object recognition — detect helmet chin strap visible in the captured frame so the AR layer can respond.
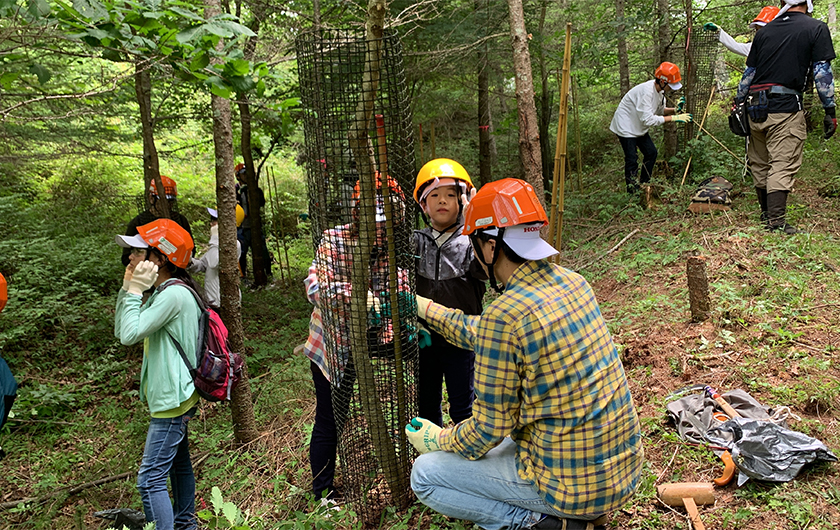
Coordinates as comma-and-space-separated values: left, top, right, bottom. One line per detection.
470, 228, 506, 293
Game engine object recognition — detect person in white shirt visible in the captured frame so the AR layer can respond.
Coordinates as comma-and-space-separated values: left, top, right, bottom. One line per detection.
703, 6, 780, 58
188, 208, 241, 310
609, 62, 693, 194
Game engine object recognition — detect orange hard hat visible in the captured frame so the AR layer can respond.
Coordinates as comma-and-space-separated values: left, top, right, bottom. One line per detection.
414, 158, 474, 204
149, 175, 178, 199
137, 219, 194, 269
750, 6, 780, 27
463, 178, 548, 236
352, 173, 406, 222
0, 272, 7, 313
654, 62, 682, 90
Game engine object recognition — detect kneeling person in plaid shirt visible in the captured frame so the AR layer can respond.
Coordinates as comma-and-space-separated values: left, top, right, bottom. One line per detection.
405, 179, 643, 530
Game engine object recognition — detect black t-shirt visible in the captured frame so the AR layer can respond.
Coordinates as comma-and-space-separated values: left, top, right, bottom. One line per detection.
747, 11, 835, 113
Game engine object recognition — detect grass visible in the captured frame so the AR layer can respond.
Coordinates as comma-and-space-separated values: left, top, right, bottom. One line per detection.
2, 117, 840, 529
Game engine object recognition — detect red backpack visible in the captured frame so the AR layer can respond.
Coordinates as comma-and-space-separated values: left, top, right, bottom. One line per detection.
159, 280, 243, 402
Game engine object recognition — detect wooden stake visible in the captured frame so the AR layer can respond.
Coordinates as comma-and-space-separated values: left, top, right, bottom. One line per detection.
418, 123, 424, 165
687, 255, 711, 322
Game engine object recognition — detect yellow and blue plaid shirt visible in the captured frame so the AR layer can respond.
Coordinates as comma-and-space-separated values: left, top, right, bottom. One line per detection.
427, 259, 643, 516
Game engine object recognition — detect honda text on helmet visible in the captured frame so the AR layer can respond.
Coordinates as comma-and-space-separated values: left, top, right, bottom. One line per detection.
463, 178, 558, 292
149, 175, 178, 200
115, 219, 195, 269
654, 62, 682, 91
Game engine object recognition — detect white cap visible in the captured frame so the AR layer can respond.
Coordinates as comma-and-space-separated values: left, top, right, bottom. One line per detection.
207, 207, 218, 219
778, 0, 813, 17
485, 223, 558, 260
115, 234, 149, 248
668, 81, 683, 91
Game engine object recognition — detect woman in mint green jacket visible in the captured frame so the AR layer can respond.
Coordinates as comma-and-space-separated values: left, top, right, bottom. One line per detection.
115, 219, 204, 530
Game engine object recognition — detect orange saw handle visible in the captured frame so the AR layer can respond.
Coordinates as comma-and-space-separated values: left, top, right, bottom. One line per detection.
713, 450, 736, 486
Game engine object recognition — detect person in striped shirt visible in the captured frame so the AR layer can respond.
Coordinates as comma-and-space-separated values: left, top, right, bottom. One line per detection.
406, 179, 643, 530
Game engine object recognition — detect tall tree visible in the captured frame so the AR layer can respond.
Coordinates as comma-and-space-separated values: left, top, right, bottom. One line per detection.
536, 0, 553, 194
204, 0, 259, 445
506, 0, 544, 200
616, 0, 630, 96
658, 0, 677, 160
477, 0, 494, 186
237, 0, 272, 287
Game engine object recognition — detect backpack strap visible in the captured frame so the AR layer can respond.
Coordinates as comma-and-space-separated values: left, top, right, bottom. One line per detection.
156, 279, 209, 377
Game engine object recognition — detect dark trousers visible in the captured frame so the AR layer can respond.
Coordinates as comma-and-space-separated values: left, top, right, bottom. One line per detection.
617, 133, 657, 190
418, 340, 475, 427
309, 360, 354, 499
237, 227, 271, 278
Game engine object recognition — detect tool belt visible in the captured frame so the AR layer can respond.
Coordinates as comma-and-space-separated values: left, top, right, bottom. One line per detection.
747, 84, 804, 123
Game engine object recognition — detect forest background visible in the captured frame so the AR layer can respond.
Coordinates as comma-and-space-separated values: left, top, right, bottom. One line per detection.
2, 0, 840, 528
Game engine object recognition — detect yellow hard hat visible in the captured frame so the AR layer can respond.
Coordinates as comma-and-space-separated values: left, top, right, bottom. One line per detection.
414, 158, 474, 204
236, 204, 245, 227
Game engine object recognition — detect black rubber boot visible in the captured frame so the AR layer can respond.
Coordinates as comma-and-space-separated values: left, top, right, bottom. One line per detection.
766, 190, 798, 234
531, 514, 607, 530
755, 187, 769, 226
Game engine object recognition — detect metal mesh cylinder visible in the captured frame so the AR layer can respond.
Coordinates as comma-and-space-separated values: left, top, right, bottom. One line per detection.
296, 28, 419, 520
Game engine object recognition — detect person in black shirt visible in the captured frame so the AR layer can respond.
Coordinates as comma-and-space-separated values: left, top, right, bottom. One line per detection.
735, 0, 836, 233
122, 176, 192, 266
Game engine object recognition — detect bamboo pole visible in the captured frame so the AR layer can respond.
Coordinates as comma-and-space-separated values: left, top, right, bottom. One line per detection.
680, 84, 716, 186
266, 167, 286, 286
573, 76, 583, 191
694, 121, 745, 164
548, 23, 572, 261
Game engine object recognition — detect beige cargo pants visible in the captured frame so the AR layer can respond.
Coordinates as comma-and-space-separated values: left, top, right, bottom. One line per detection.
747, 111, 806, 193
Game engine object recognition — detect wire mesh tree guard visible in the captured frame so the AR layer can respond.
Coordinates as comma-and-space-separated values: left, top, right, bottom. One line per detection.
683, 27, 719, 145
296, 28, 419, 521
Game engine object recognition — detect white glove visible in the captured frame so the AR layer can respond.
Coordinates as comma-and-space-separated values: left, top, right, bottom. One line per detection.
127, 261, 159, 295
461, 187, 477, 209
405, 417, 442, 454
367, 290, 381, 313
416, 295, 432, 320
122, 266, 134, 292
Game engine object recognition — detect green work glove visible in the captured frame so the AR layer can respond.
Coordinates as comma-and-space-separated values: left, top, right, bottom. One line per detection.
676, 96, 686, 113
672, 113, 693, 124
405, 417, 442, 454
127, 261, 158, 296
418, 324, 432, 349
379, 291, 416, 319
416, 295, 432, 319
703, 22, 719, 32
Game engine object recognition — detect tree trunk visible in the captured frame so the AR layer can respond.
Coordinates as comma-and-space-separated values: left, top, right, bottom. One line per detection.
506, 0, 545, 202
616, 0, 630, 97
134, 64, 170, 217
238, 97, 270, 286
658, 0, 677, 160
205, 0, 258, 445
477, 0, 493, 186
237, 5, 270, 287
536, 0, 553, 195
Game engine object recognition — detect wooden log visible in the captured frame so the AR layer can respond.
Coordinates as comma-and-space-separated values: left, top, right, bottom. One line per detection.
687, 256, 711, 322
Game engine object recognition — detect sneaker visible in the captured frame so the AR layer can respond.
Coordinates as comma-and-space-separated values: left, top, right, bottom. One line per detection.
319, 497, 341, 512
531, 514, 607, 530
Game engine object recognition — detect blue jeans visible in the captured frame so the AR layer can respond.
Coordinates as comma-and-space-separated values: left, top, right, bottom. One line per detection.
137, 408, 197, 530
411, 438, 578, 530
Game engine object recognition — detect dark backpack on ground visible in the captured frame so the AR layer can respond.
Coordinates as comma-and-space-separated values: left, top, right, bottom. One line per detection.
158, 280, 243, 402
